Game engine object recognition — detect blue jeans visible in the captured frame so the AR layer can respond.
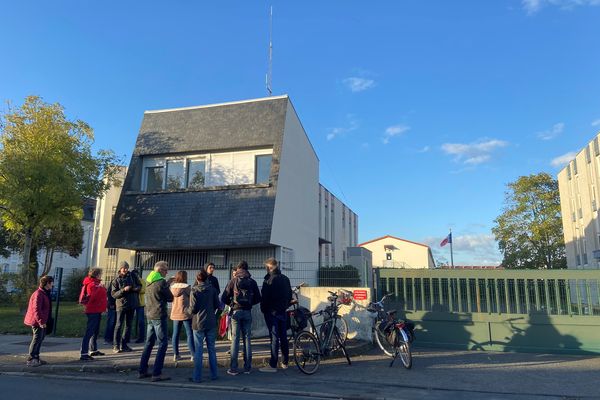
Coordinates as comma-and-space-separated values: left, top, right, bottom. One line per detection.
172, 319, 195, 357
103, 308, 116, 343
135, 306, 146, 341
139, 318, 169, 377
81, 313, 101, 356
264, 311, 289, 368
230, 309, 252, 371
192, 327, 218, 382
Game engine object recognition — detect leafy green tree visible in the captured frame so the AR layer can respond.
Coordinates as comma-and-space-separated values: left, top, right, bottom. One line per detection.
0, 96, 119, 285
493, 173, 566, 269
38, 215, 84, 276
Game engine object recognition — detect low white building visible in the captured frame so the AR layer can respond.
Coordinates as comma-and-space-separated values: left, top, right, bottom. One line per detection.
359, 235, 436, 269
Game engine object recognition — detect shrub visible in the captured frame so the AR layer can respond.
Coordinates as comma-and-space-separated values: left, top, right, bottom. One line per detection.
318, 265, 361, 287
63, 268, 88, 301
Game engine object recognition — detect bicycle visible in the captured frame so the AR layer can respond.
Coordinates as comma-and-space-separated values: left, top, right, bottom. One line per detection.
287, 286, 350, 350
367, 293, 414, 369
292, 291, 352, 374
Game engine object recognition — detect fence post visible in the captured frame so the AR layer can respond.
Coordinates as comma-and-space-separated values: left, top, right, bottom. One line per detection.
52, 267, 63, 336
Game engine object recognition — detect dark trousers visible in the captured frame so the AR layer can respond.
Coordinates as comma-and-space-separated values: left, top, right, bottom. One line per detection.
81, 313, 101, 356
114, 308, 134, 349
264, 312, 289, 368
134, 306, 146, 341
28, 326, 46, 360
139, 318, 169, 377
104, 308, 116, 343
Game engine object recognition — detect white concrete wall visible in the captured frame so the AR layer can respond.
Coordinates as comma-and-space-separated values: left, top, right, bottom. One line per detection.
270, 101, 319, 263
298, 286, 374, 342
319, 186, 359, 266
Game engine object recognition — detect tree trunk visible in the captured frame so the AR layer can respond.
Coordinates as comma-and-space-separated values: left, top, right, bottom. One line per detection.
22, 229, 35, 286
41, 247, 55, 276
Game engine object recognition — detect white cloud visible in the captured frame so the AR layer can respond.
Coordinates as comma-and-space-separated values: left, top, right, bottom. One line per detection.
382, 124, 410, 144
592, 119, 600, 127
417, 146, 430, 153
326, 115, 359, 141
551, 151, 576, 167
523, 0, 600, 15
441, 139, 508, 165
343, 77, 375, 93
423, 233, 502, 266
537, 122, 564, 140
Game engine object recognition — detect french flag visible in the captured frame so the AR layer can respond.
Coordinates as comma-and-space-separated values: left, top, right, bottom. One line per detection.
440, 233, 452, 247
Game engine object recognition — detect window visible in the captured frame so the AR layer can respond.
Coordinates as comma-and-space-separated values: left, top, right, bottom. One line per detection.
573, 159, 578, 175
146, 166, 164, 191
586, 146, 591, 163
567, 164, 571, 180
166, 160, 184, 189
187, 159, 206, 189
595, 137, 600, 156
255, 154, 272, 184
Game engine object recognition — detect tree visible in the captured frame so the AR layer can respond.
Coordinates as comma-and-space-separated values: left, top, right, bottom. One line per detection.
38, 215, 84, 276
492, 173, 566, 269
0, 96, 119, 285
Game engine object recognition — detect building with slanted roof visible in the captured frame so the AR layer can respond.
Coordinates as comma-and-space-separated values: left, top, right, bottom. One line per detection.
358, 235, 435, 269
105, 95, 357, 283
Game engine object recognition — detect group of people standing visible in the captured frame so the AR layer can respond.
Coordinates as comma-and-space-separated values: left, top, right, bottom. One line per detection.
23, 257, 294, 384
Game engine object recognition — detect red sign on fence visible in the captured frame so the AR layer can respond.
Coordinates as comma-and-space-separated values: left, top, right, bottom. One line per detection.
353, 289, 368, 301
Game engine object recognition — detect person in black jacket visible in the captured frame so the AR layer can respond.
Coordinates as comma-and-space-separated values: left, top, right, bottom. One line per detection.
221, 260, 261, 375
187, 270, 220, 383
139, 261, 174, 382
259, 258, 292, 372
203, 262, 220, 295
110, 261, 140, 353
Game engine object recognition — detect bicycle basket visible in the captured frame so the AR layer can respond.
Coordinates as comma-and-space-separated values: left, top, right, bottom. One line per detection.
293, 306, 310, 330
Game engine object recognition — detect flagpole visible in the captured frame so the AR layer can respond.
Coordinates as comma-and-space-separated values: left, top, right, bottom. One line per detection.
449, 229, 454, 268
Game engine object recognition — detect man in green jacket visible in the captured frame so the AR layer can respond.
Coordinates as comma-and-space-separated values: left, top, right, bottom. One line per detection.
138, 261, 173, 382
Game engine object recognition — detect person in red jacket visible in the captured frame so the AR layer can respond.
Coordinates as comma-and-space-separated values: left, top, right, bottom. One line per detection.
79, 268, 108, 361
24, 275, 54, 367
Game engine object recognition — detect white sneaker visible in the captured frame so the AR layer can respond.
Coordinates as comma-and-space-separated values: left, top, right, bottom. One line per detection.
280, 363, 288, 370
258, 366, 277, 373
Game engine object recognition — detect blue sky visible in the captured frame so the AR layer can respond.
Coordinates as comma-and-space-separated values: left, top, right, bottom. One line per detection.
2, 1, 600, 265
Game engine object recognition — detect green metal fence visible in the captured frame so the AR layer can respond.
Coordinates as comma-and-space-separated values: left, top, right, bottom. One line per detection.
375, 268, 600, 354
376, 268, 600, 316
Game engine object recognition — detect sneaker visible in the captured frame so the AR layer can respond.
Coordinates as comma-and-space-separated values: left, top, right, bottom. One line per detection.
151, 375, 171, 382
38, 359, 48, 365
188, 377, 201, 384
243, 369, 251, 375
226, 369, 239, 376
173, 355, 182, 362
258, 366, 277, 373
79, 355, 94, 361
89, 351, 105, 356
26, 359, 40, 367
138, 372, 152, 379
280, 363, 288, 370
113, 347, 122, 354
121, 345, 133, 352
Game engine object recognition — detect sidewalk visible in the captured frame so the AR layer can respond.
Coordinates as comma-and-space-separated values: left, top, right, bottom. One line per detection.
0, 334, 368, 373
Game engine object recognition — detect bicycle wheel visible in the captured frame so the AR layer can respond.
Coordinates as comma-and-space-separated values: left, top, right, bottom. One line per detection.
374, 324, 394, 357
293, 331, 321, 375
335, 317, 349, 344
395, 335, 412, 369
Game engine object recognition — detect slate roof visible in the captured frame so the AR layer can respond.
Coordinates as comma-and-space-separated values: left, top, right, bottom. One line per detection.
106, 96, 289, 250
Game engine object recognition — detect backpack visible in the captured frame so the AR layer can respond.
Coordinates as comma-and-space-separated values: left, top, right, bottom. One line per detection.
233, 278, 253, 308
78, 284, 90, 305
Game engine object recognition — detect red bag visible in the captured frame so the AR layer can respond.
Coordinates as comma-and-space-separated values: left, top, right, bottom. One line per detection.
218, 314, 228, 337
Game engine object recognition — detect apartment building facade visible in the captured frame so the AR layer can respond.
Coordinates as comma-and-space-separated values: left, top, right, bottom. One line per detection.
557, 132, 600, 269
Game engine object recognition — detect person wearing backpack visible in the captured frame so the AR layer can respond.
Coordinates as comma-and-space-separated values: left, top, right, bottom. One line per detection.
79, 267, 108, 361
259, 257, 292, 372
221, 260, 261, 375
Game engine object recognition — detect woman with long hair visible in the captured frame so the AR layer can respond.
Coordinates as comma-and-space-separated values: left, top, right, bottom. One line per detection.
170, 270, 195, 361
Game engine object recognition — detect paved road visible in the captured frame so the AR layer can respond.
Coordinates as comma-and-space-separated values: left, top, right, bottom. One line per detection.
0, 373, 566, 400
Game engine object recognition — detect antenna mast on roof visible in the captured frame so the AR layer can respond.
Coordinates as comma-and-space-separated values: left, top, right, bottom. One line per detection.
266, 6, 273, 96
